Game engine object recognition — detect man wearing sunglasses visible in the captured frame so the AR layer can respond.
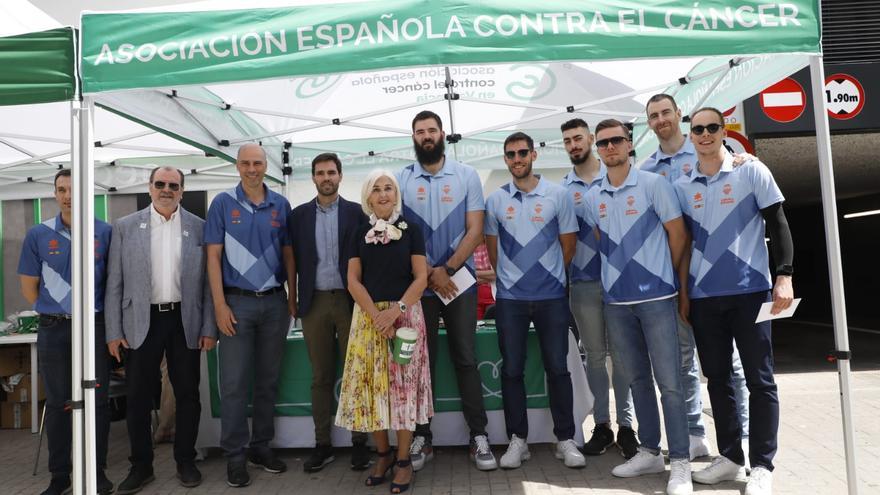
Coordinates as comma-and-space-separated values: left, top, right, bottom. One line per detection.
585, 120, 692, 495
560, 118, 638, 459
675, 108, 794, 495
484, 132, 585, 470
397, 110, 495, 471
18, 169, 114, 495
105, 166, 216, 493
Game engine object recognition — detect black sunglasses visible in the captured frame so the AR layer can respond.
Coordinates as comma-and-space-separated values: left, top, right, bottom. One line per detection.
595, 136, 629, 149
504, 149, 531, 160
153, 181, 181, 191
690, 123, 723, 135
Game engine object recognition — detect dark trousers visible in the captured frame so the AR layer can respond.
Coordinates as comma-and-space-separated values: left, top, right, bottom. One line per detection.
300, 290, 367, 446
690, 291, 779, 471
218, 292, 289, 461
416, 292, 488, 442
125, 306, 201, 467
37, 314, 110, 478
495, 297, 575, 441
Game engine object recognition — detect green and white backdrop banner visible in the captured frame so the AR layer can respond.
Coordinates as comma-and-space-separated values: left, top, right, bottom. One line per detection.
80, 0, 821, 93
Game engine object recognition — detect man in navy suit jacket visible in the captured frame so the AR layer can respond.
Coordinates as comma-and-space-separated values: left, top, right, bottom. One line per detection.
288, 153, 369, 473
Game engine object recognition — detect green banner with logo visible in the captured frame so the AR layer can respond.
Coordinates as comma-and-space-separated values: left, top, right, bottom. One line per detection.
0, 27, 76, 105
80, 0, 821, 94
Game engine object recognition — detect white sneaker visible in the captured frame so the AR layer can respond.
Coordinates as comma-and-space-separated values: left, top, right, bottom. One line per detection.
692, 456, 744, 485
470, 435, 498, 471
554, 439, 586, 468
689, 435, 711, 460
611, 447, 665, 478
409, 435, 433, 472
667, 458, 693, 495
499, 435, 530, 469
745, 466, 773, 495
743, 438, 751, 474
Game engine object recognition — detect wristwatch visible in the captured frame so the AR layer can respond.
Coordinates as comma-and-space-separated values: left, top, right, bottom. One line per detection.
444, 264, 457, 276
776, 264, 794, 276
398, 301, 407, 313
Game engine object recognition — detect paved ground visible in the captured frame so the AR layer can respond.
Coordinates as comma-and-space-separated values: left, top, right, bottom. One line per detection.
2, 322, 879, 494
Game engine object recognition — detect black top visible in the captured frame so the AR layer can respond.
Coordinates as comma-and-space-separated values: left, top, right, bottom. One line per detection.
354, 216, 425, 302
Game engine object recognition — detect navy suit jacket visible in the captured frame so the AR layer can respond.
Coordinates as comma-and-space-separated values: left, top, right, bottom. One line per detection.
288, 196, 368, 317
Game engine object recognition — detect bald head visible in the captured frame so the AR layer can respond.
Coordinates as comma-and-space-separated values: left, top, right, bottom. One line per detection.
237, 143, 267, 162
236, 143, 269, 189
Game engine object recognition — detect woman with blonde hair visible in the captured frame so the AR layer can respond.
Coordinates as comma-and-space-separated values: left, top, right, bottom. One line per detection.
336, 169, 433, 493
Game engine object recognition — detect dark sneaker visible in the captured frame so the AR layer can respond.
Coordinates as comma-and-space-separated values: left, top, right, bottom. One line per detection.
177, 462, 203, 488
227, 461, 251, 488
248, 448, 287, 473
582, 424, 616, 455
97, 470, 114, 495
40, 476, 71, 495
303, 444, 336, 472
616, 426, 640, 460
116, 465, 155, 495
351, 442, 372, 471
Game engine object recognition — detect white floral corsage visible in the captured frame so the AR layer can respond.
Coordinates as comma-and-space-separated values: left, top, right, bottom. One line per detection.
365, 214, 406, 245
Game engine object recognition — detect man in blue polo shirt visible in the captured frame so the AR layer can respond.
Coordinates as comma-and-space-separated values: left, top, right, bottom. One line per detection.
560, 118, 638, 459
17, 169, 114, 495
397, 110, 495, 471
585, 119, 692, 495
675, 108, 794, 495
205, 143, 294, 488
485, 131, 585, 470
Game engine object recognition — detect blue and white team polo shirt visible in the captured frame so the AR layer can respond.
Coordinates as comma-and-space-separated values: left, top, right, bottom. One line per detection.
585, 167, 682, 304
397, 158, 484, 295
17, 215, 112, 315
485, 176, 577, 301
641, 137, 697, 183
204, 183, 291, 291
562, 167, 605, 284
674, 155, 784, 299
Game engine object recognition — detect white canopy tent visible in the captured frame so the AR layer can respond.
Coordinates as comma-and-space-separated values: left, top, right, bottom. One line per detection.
8, 0, 857, 493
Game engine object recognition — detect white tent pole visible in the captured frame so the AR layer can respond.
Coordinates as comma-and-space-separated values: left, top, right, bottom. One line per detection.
444, 67, 459, 160
808, 55, 859, 495
79, 96, 99, 495
69, 100, 85, 495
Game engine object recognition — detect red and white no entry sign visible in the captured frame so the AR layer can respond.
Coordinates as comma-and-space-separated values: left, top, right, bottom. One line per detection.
724, 130, 754, 155
824, 73, 865, 120
760, 78, 806, 123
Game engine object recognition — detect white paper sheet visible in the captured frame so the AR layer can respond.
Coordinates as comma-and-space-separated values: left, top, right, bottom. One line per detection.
755, 298, 801, 323
438, 268, 477, 305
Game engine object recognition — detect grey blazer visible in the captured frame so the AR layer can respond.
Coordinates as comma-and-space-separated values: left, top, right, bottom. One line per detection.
104, 206, 216, 350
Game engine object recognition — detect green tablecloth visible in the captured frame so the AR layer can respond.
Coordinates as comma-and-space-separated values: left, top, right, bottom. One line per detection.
207, 324, 551, 417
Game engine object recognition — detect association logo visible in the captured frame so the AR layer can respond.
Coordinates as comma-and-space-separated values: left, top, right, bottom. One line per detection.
531, 203, 545, 223
721, 183, 735, 205
416, 185, 427, 201
294, 75, 342, 99
625, 196, 639, 216
48, 238, 61, 255
506, 64, 557, 101
693, 192, 704, 209
231, 209, 242, 224
441, 184, 453, 203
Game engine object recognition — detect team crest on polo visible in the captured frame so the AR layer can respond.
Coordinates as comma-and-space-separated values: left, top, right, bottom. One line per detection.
598, 203, 607, 219
721, 183, 735, 205
682, 163, 693, 174
417, 186, 427, 201
48, 238, 61, 255
693, 192, 704, 209
231, 209, 242, 224
625, 196, 639, 216
441, 184, 453, 203
531, 203, 544, 223
505, 205, 516, 220
573, 191, 583, 205
270, 209, 281, 228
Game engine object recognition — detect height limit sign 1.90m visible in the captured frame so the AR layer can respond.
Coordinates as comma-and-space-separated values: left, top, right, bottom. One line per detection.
824, 73, 865, 120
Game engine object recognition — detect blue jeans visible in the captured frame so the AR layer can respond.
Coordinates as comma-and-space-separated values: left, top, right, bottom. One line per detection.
690, 291, 778, 471
37, 315, 110, 478
569, 280, 633, 428
495, 297, 575, 441
218, 292, 289, 460
675, 303, 706, 437
604, 298, 689, 460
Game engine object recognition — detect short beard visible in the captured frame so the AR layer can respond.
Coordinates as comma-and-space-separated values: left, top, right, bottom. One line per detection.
414, 137, 446, 165
569, 149, 590, 166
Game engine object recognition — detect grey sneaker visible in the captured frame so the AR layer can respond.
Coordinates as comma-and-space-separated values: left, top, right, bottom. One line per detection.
469, 435, 498, 471
409, 435, 433, 472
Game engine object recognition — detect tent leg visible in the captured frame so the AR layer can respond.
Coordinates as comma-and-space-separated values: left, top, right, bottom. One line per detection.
69, 101, 84, 495
808, 55, 859, 495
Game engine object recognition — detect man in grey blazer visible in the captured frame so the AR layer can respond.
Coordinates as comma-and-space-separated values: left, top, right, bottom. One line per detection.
105, 166, 216, 493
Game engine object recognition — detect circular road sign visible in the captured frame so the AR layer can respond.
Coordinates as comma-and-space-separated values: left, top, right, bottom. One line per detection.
760, 78, 806, 123
723, 130, 754, 155
824, 73, 865, 120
